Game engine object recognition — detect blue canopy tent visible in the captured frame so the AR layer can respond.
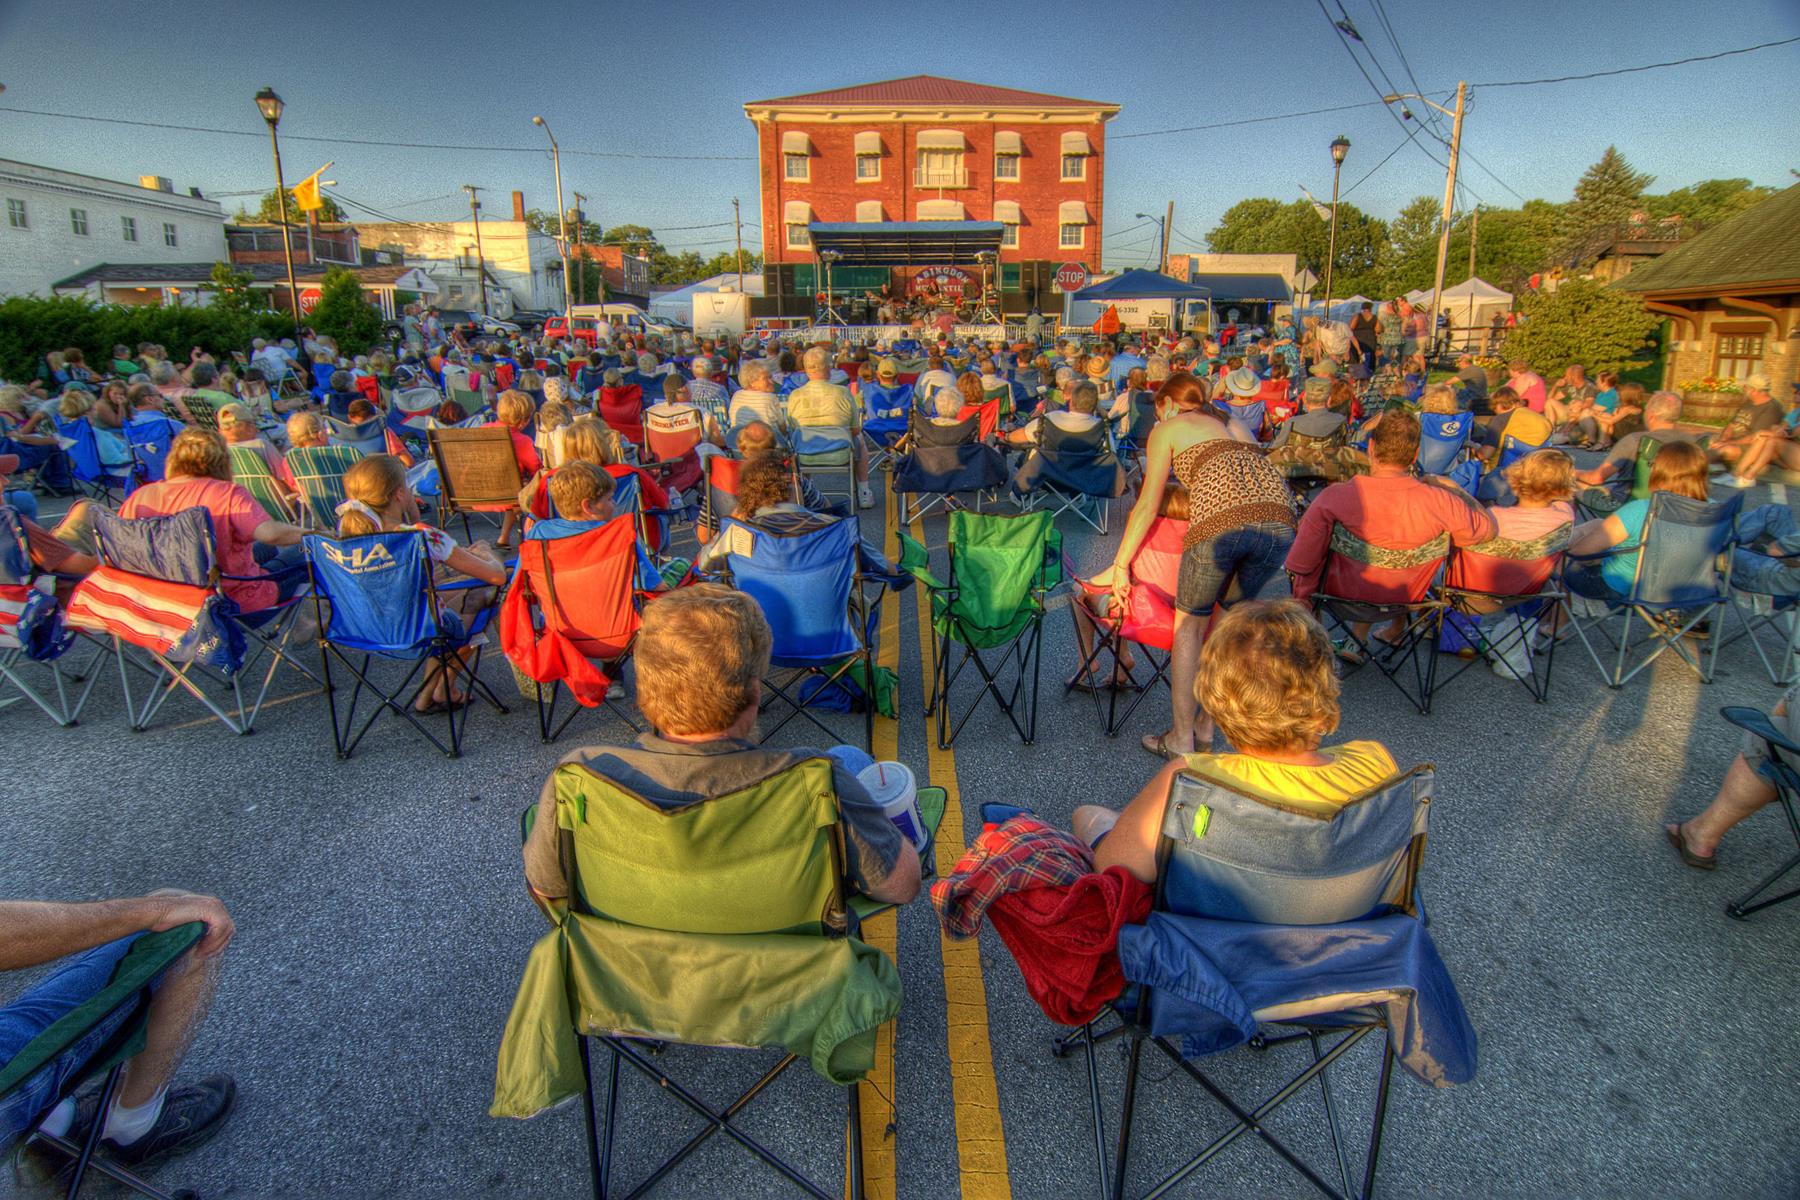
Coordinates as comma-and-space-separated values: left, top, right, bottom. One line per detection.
1067, 269, 1218, 333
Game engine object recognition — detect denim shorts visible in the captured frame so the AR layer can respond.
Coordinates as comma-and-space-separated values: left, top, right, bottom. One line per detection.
0, 935, 147, 1150
1743, 684, 1800, 784
1176, 521, 1296, 616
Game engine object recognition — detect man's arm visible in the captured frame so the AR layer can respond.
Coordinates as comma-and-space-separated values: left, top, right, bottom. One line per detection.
0, 892, 233, 971
1439, 484, 1497, 545
1284, 497, 1333, 602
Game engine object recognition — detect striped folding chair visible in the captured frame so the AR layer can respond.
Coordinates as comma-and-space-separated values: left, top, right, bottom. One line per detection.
287, 444, 365, 529
229, 444, 297, 523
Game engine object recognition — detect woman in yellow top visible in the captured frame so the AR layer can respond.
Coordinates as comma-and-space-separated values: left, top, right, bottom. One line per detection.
1076, 599, 1397, 884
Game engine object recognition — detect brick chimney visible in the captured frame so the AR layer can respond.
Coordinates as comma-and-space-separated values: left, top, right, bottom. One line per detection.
512, 191, 526, 223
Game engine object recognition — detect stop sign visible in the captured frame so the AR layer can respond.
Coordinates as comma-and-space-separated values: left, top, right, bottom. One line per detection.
1054, 262, 1089, 293
298, 287, 323, 315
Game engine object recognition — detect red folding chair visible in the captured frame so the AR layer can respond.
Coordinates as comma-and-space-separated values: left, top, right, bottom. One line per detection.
956, 398, 1005, 442
645, 407, 704, 495
1068, 516, 1183, 734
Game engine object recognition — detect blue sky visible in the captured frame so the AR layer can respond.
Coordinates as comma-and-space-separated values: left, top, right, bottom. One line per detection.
1, 0, 1794, 268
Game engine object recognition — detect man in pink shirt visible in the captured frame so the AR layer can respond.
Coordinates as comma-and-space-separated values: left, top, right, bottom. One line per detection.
1286, 409, 1496, 606
1507, 360, 1549, 413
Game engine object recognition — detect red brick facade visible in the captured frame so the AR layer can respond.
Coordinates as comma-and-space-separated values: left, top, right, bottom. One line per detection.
745, 77, 1118, 273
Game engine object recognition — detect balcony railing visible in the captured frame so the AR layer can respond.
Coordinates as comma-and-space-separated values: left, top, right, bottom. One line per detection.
913, 167, 970, 188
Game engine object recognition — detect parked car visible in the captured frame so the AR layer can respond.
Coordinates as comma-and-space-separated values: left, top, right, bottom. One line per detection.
511, 309, 559, 336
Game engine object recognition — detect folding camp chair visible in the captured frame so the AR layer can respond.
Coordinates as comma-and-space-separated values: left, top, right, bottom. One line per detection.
892, 412, 1008, 525
1013, 419, 1128, 534
1223, 398, 1266, 442
721, 513, 894, 752
302, 528, 509, 758
1726, 587, 1800, 686
54, 416, 131, 503
494, 757, 930, 1199
324, 415, 386, 456
901, 509, 1061, 748
1576, 435, 1662, 519
698, 453, 745, 544
1717, 705, 1800, 920
502, 516, 644, 743
1112, 392, 1158, 480
0, 923, 204, 1200
1312, 525, 1451, 715
287, 443, 363, 530
1416, 412, 1473, 477
0, 505, 102, 726
124, 418, 179, 489
65, 507, 316, 734
860, 382, 914, 473
428, 426, 523, 541
1437, 527, 1570, 703
1052, 765, 1467, 1200
387, 386, 442, 457
644, 406, 705, 496
790, 425, 859, 512
1566, 491, 1742, 687
955, 398, 1005, 442
1066, 516, 1182, 736
227, 445, 296, 523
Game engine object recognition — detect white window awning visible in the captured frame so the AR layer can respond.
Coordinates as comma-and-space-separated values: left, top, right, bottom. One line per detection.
1058, 200, 1091, 224
1060, 131, 1094, 155
784, 200, 814, 223
854, 131, 883, 156
992, 201, 1022, 224
916, 129, 966, 150
994, 131, 1022, 155
781, 130, 813, 155
856, 200, 885, 223
917, 199, 966, 221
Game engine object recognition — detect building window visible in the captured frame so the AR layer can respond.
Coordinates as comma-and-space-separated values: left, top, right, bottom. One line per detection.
70, 208, 88, 236
856, 155, 880, 181
121, 216, 137, 242
163, 222, 179, 248
915, 149, 966, 188
994, 153, 1019, 181
786, 222, 811, 250
1714, 329, 1767, 381
784, 153, 809, 181
6, 199, 26, 229
1061, 154, 1086, 181
1060, 223, 1084, 249
1001, 223, 1019, 249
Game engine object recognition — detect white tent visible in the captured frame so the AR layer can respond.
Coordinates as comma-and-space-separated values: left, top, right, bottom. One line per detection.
1295, 294, 1374, 322
648, 273, 764, 322
1437, 277, 1513, 349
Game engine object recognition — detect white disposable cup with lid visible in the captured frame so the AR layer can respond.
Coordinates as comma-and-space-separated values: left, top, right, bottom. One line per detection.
859, 761, 925, 854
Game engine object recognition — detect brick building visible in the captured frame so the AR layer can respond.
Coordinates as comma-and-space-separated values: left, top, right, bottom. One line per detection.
569, 243, 652, 307
743, 75, 1118, 315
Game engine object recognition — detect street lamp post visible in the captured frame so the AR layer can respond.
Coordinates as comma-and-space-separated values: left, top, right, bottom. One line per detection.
1133, 211, 1168, 274
1382, 84, 1467, 359
1323, 135, 1351, 322
254, 87, 302, 333
531, 116, 573, 327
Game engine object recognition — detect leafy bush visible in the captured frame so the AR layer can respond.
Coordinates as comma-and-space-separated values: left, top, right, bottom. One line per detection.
1500, 278, 1658, 376
0, 292, 291, 382
306, 266, 383, 356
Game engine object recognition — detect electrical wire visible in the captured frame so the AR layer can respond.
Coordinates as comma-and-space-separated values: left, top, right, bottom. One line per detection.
1105, 220, 1154, 241
1339, 134, 1410, 199
1471, 36, 1800, 87
1111, 99, 1387, 140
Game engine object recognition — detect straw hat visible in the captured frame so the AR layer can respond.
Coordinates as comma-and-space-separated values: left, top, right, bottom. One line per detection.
1223, 368, 1261, 399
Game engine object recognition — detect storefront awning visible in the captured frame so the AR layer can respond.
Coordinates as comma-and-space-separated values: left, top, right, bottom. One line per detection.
916, 129, 966, 150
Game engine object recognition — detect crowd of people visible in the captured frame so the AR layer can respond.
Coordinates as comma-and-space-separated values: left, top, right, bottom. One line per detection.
2, 305, 1793, 1191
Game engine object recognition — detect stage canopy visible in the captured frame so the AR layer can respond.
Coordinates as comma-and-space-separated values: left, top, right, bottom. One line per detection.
807, 221, 1005, 266
1072, 268, 1215, 302
1188, 272, 1292, 303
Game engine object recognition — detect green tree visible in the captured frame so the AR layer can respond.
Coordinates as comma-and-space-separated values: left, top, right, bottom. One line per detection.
1205, 197, 1387, 298
1643, 178, 1777, 233
1376, 195, 1444, 296
1501, 277, 1658, 375
602, 225, 663, 255
1559, 147, 1652, 260
698, 250, 760, 280
203, 261, 265, 317
1455, 200, 1563, 293
250, 188, 344, 224
307, 266, 383, 354
523, 207, 604, 245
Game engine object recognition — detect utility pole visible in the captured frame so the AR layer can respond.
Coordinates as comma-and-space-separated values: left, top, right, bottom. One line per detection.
1161, 200, 1174, 275
732, 197, 745, 291
463, 184, 488, 316
1465, 204, 1480, 350
1428, 82, 1467, 360
572, 191, 587, 306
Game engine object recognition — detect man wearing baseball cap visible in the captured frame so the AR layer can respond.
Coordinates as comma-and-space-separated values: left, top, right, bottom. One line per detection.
1710, 371, 1785, 484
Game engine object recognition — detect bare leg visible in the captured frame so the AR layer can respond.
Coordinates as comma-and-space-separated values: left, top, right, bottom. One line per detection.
1159, 608, 1211, 754
1671, 755, 1777, 859
118, 945, 221, 1107
1071, 805, 1120, 847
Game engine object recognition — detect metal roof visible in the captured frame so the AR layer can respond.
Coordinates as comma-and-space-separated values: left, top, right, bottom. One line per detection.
1615, 182, 1800, 297
749, 75, 1115, 110
807, 222, 1005, 266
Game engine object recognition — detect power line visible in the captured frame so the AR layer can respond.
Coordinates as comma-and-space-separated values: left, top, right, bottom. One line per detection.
1111, 99, 1386, 140
1104, 220, 1154, 240
1360, 0, 1448, 141
653, 220, 733, 232
0, 105, 753, 161
1471, 35, 1800, 87
1340, 134, 1410, 199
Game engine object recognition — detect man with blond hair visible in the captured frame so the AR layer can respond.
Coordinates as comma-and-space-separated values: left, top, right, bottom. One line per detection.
522, 584, 920, 905
786, 345, 874, 508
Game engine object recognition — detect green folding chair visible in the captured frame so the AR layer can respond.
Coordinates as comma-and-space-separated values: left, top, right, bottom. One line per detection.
494, 759, 917, 1200
227, 445, 296, 523
286, 444, 363, 530
900, 508, 1062, 748
449, 386, 487, 419
0, 924, 203, 1200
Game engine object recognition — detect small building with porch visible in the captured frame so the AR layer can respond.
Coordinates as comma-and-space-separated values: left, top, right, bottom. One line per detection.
1615, 182, 1800, 401
51, 261, 439, 319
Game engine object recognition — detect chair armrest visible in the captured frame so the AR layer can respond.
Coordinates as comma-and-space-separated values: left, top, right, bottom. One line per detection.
1721, 705, 1800, 757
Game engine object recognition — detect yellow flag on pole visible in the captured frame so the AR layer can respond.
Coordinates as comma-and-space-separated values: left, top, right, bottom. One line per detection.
292, 163, 332, 213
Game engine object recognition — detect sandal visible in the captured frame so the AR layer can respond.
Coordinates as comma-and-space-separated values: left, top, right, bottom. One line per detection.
1141, 731, 1190, 762
1335, 642, 1368, 666
1665, 822, 1716, 871
1066, 673, 1102, 694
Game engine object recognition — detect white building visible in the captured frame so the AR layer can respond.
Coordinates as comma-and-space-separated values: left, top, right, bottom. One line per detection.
0, 160, 227, 298
354, 201, 564, 315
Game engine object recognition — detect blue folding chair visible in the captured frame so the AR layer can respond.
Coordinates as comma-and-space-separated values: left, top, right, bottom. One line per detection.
861, 381, 914, 471
325, 414, 387, 456
0, 505, 101, 726
1012, 419, 1128, 534
1223, 398, 1266, 442
1053, 765, 1474, 1200
1416, 411, 1473, 477
65, 507, 316, 734
720, 513, 898, 751
892, 411, 1007, 524
123, 415, 182, 489
54, 415, 131, 502
1718, 705, 1800, 920
302, 529, 509, 758
1566, 491, 1742, 686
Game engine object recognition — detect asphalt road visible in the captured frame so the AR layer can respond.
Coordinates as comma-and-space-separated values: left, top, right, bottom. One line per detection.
4, 459, 1797, 1200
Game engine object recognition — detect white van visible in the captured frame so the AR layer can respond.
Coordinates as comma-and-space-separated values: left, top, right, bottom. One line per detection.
569, 303, 680, 341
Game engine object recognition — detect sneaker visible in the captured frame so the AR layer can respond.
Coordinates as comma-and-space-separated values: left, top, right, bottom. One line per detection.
856, 482, 875, 509
101, 1076, 238, 1168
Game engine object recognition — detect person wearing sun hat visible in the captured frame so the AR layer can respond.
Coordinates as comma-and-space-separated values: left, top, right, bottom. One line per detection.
1220, 366, 1268, 440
